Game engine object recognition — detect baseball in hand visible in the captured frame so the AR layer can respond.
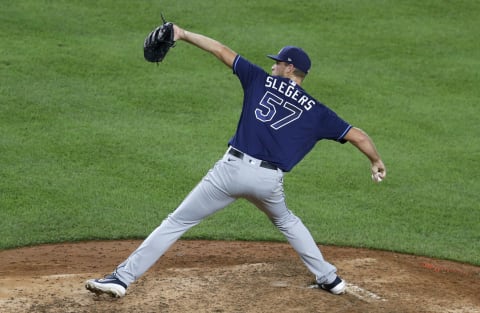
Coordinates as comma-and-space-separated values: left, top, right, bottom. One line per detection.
372, 173, 383, 182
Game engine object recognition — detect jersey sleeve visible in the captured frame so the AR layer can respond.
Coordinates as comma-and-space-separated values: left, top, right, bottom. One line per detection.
233, 55, 267, 89
317, 106, 352, 144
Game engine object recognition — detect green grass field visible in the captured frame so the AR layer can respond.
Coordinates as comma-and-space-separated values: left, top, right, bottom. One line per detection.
1, 0, 479, 265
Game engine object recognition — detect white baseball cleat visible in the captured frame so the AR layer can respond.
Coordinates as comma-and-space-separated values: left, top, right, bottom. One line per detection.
85, 273, 127, 298
319, 276, 346, 295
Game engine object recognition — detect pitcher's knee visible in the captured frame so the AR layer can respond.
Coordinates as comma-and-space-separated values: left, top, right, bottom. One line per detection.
272, 213, 302, 232
164, 213, 199, 230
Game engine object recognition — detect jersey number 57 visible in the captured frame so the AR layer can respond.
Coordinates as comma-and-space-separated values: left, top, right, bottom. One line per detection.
255, 92, 303, 130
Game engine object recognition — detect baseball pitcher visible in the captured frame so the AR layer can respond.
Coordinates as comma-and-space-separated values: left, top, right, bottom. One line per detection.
86, 21, 386, 298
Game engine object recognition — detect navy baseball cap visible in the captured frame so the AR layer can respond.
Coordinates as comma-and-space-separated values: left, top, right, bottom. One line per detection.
267, 46, 311, 74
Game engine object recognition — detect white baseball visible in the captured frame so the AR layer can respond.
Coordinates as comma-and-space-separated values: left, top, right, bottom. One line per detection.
372, 173, 383, 182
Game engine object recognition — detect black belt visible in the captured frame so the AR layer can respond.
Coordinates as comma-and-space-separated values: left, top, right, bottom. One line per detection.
228, 148, 278, 170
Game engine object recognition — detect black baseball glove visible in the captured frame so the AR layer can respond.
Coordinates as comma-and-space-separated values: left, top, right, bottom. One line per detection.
143, 15, 175, 63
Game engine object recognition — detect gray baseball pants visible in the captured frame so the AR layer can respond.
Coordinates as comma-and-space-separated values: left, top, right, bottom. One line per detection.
115, 148, 338, 286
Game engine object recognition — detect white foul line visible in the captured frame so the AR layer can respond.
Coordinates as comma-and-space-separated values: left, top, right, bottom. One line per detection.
346, 283, 386, 302
308, 282, 385, 302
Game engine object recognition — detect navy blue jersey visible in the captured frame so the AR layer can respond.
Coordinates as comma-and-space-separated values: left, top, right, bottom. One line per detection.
229, 55, 352, 172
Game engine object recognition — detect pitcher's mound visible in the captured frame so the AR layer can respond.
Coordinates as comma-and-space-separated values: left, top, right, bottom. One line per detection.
0, 240, 479, 312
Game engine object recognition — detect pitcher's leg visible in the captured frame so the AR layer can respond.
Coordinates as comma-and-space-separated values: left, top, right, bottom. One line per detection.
247, 171, 338, 284
271, 210, 338, 284
115, 174, 235, 286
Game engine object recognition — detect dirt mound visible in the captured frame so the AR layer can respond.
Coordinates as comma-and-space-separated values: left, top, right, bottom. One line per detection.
0, 240, 478, 312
